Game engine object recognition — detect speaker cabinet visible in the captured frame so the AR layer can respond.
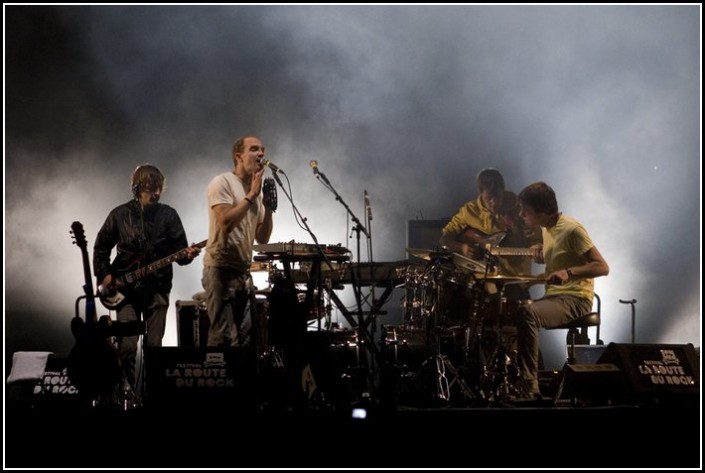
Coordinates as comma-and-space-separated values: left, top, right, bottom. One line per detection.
406, 219, 450, 251
559, 363, 625, 405
597, 343, 700, 405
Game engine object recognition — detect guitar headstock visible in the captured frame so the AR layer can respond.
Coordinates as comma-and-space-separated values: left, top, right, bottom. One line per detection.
71, 221, 88, 250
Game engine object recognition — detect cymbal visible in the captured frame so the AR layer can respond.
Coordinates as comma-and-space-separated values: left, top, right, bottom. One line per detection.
452, 252, 488, 273
481, 274, 545, 285
406, 247, 458, 263
406, 247, 432, 261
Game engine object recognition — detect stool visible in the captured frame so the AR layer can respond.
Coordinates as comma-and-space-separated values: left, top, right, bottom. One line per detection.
553, 294, 602, 402
557, 293, 602, 363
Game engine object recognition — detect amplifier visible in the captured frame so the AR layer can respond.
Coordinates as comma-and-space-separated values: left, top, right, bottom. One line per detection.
176, 300, 210, 347
407, 218, 450, 251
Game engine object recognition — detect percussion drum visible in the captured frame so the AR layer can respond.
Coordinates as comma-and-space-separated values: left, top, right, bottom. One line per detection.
481, 298, 532, 327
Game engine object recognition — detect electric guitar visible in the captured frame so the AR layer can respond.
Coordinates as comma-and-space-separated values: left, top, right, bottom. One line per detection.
68, 221, 122, 397
461, 227, 534, 256
99, 239, 207, 310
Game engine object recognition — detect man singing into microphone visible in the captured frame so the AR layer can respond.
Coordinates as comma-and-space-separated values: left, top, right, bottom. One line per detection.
202, 136, 275, 347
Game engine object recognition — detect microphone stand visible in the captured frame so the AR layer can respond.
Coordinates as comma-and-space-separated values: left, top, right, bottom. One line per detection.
312, 169, 376, 400
364, 191, 377, 380
269, 170, 337, 331
266, 169, 341, 408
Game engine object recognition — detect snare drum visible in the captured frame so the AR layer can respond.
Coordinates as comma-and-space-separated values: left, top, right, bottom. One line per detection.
480, 297, 532, 326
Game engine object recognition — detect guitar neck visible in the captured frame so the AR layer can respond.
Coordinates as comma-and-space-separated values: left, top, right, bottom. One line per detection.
71, 221, 98, 324
118, 240, 207, 285
81, 250, 98, 323
489, 247, 533, 256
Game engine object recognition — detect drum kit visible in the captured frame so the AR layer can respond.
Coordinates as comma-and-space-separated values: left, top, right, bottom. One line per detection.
246, 246, 544, 407
386, 247, 543, 405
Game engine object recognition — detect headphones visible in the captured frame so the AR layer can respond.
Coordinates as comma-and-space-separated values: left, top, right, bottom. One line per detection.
131, 165, 145, 198
131, 164, 163, 199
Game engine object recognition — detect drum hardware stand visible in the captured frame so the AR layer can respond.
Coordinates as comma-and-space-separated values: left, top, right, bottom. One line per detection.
459, 279, 492, 401
473, 246, 520, 404
415, 257, 475, 404
481, 282, 522, 403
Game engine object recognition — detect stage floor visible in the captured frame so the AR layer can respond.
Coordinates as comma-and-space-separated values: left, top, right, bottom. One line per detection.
5, 395, 701, 469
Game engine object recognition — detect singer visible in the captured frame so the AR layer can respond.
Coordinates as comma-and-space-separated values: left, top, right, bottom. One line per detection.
202, 135, 275, 348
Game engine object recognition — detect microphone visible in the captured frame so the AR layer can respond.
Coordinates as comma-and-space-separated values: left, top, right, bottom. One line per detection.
364, 190, 372, 221
261, 159, 281, 173
309, 160, 331, 185
309, 160, 320, 175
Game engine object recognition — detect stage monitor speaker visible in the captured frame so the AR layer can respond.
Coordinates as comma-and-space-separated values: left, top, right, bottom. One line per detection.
176, 300, 210, 347
406, 218, 450, 251
597, 343, 700, 405
6, 354, 80, 404
144, 347, 257, 411
570, 344, 608, 365
558, 363, 625, 405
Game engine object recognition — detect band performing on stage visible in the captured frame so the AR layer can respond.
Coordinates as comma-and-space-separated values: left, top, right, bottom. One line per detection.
47, 136, 699, 416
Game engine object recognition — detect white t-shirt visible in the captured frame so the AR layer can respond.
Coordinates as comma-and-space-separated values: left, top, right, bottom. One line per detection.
204, 172, 264, 272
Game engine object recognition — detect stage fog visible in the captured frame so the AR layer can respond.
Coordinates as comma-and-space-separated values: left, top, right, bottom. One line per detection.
5, 6, 701, 375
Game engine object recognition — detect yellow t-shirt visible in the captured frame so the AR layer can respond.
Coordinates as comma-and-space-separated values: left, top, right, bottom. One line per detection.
543, 214, 595, 302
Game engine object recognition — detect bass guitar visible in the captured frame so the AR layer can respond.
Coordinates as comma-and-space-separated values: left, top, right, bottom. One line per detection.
98, 239, 207, 310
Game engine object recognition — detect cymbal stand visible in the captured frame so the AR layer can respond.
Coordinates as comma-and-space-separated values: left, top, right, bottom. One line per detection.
482, 282, 521, 403
460, 278, 491, 401
417, 257, 475, 404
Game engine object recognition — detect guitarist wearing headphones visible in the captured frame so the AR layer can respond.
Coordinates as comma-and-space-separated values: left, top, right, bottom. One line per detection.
94, 164, 202, 394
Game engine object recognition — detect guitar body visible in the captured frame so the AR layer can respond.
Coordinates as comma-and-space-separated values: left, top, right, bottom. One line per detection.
98, 239, 207, 311
459, 226, 534, 257
98, 259, 144, 311
460, 227, 507, 247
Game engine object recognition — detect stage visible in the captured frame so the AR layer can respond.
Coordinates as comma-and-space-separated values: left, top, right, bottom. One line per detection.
5, 384, 701, 468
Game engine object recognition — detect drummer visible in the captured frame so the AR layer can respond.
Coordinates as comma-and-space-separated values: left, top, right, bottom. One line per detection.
439, 168, 541, 298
